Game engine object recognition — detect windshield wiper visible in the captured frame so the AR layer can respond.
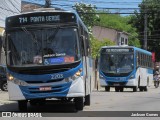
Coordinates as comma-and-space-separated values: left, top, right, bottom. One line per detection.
44, 26, 60, 44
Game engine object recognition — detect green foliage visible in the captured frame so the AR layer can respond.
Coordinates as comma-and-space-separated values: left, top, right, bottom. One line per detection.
90, 36, 115, 58
74, 3, 141, 58
74, 2, 99, 34
97, 14, 141, 47
130, 0, 160, 60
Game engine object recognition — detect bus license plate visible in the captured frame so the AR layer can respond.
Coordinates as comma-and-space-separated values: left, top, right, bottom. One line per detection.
39, 87, 51, 91
114, 83, 120, 86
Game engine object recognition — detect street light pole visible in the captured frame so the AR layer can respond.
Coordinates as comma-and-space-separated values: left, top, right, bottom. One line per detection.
144, 13, 148, 50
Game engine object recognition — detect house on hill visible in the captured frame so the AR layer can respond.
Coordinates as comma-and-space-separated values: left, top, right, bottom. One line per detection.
92, 26, 129, 46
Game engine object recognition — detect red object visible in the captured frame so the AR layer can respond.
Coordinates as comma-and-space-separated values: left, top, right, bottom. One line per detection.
152, 52, 155, 62
64, 56, 74, 63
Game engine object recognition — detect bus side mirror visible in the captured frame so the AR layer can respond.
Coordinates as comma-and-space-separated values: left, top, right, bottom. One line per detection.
3, 34, 8, 56
80, 35, 86, 56
80, 35, 85, 45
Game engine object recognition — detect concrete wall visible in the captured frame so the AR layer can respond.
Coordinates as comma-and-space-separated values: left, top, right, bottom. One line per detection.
92, 26, 118, 42
92, 26, 129, 46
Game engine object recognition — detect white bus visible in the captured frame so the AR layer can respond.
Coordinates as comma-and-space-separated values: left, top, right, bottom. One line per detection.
5, 8, 92, 111
99, 46, 153, 92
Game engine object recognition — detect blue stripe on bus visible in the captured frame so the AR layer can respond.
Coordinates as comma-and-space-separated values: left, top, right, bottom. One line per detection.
99, 69, 136, 83
7, 62, 82, 81
8, 63, 82, 99
19, 82, 72, 99
148, 69, 153, 74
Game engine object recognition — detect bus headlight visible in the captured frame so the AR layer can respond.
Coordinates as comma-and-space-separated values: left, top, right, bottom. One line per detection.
14, 79, 28, 86
75, 68, 82, 76
71, 69, 82, 80
130, 75, 135, 79
65, 69, 82, 82
7, 74, 14, 81
99, 74, 105, 80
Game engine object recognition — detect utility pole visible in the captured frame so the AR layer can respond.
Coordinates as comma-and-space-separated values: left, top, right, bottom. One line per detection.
44, 0, 51, 8
144, 7, 148, 50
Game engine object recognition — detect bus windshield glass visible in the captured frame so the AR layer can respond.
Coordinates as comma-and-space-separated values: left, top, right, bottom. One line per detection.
7, 27, 80, 67
100, 48, 134, 76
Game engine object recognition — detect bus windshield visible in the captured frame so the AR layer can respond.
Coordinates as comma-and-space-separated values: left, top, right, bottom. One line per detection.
7, 27, 80, 67
100, 53, 134, 76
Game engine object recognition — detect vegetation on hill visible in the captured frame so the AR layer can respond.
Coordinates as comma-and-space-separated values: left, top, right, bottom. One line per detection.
74, 3, 140, 58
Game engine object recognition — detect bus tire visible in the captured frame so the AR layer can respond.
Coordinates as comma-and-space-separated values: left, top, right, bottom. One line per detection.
0, 82, 8, 91
139, 87, 143, 92
105, 86, 110, 92
133, 86, 138, 92
144, 86, 148, 91
30, 100, 37, 106
84, 94, 90, 106
30, 99, 46, 106
75, 97, 84, 110
115, 87, 119, 92
119, 87, 124, 92
18, 100, 27, 111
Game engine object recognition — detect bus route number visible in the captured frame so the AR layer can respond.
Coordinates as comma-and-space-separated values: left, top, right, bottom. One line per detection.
19, 17, 28, 24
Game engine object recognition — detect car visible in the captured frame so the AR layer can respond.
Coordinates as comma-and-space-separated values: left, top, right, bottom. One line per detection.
0, 65, 7, 91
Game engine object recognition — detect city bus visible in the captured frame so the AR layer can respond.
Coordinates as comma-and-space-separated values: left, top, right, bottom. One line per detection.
98, 45, 153, 92
5, 8, 92, 111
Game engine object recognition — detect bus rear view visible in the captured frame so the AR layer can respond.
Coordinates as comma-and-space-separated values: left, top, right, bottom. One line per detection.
99, 46, 153, 92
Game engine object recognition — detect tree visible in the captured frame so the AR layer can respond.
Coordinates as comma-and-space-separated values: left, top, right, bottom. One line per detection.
90, 36, 115, 58
97, 14, 141, 47
129, 0, 160, 60
44, 0, 51, 8
74, 2, 99, 34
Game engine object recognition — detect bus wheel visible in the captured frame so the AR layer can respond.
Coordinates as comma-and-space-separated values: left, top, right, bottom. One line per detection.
105, 87, 110, 92
144, 86, 148, 91
0, 82, 8, 91
30, 99, 38, 106
119, 87, 124, 92
133, 86, 138, 92
84, 94, 90, 106
139, 87, 143, 92
18, 100, 27, 111
75, 97, 84, 110
115, 87, 119, 92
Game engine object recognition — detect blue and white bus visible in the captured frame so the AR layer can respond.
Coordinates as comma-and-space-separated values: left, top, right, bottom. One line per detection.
99, 46, 153, 92
5, 8, 92, 111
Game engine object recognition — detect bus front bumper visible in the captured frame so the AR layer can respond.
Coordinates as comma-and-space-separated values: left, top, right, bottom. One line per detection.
7, 77, 85, 101
100, 78, 137, 87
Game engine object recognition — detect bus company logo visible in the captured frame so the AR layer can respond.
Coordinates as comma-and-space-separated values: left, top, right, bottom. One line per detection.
51, 74, 63, 80
2, 112, 11, 117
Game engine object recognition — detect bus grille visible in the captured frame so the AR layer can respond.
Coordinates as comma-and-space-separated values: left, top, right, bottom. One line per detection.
28, 85, 67, 93
26, 79, 63, 84
107, 82, 127, 86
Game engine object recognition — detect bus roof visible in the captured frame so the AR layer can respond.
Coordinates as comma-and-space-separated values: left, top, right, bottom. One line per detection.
5, 8, 88, 32
101, 45, 152, 55
7, 8, 74, 17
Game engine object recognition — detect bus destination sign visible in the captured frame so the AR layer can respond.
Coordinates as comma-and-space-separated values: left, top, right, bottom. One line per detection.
102, 48, 134, 53
19, 15, 60, 24
6, 12, 76, 28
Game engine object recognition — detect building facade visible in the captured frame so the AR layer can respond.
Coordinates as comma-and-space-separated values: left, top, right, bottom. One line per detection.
92, 26, 129, 45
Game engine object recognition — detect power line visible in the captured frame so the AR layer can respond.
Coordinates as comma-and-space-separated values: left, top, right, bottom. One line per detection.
0, 6, 19, 14
9, 0, 21, 12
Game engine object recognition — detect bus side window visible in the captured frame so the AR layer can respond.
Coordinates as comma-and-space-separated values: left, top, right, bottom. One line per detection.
137, 52, 139, 67
79, 25, 84, 57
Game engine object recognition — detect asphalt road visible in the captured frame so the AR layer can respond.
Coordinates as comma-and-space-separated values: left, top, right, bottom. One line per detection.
0, 82, 160, 119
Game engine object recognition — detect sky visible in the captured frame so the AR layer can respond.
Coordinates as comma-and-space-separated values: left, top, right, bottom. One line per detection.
0, 0, 21, 27
24, 0, 143, 14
